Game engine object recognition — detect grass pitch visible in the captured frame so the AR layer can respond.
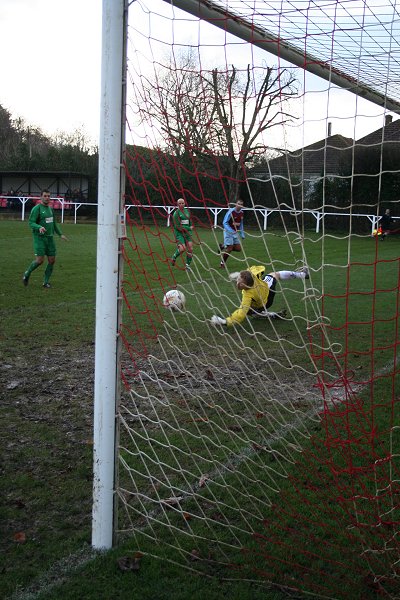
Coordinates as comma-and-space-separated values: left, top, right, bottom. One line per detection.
1, 219, 399, 599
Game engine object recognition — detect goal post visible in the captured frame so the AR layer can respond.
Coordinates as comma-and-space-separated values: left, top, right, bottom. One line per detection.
92, 0, 127, 550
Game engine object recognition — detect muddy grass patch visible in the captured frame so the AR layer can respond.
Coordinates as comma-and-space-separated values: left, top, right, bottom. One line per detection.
1, 344, 95, 598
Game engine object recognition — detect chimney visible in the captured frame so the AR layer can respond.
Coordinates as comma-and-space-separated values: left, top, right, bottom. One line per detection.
385, 115, 393, 126
327, 122, 332, 137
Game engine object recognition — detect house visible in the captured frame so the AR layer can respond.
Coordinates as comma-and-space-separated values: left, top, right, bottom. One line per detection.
250, 115, 400, 199
356, 115, 400, 147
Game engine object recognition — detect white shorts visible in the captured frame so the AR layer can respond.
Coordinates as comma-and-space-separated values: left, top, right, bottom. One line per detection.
263, 275, 275, 288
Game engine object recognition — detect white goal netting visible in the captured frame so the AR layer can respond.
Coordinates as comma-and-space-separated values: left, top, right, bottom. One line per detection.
99, 1, 400, 596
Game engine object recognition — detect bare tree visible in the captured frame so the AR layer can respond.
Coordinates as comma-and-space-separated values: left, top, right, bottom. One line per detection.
208, 65, 298, 200
140, 52, 298, 200
53, 127, 97, 154
0, 107, 19, 164
0, 108, 50, 169
139, 49, 218, 161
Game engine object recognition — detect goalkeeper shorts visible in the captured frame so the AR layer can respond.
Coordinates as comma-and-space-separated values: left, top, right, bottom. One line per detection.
263, 276, 277, 309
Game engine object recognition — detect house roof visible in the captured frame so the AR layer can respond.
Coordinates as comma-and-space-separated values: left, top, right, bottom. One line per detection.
355, 118, 400, 146
0, 170, 88, 177
253, 118, 400, 180
254, 134, 353, 179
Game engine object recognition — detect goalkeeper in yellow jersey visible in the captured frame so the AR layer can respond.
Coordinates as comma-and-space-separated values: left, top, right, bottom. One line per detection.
210, 265, 309, 327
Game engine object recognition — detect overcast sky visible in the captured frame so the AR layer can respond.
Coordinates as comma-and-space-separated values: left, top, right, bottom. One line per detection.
1, 0, 393, 150
0, 0, 102, 142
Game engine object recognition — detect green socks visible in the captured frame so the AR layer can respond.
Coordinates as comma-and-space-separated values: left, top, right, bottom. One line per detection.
44, 264, 54, 284
24, 261, 54, 284
24, 260, 40, 278
172, 250, 193, 264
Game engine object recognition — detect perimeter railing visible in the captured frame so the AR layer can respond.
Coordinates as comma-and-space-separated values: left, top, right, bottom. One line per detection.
1, 196, 396, 234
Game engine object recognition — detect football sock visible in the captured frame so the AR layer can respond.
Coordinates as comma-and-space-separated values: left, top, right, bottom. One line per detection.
44, 263, 54, 284
24, 260, 41, 278
172, 249, 181, 261
222, 252, 229, 263
186, 253, 193, 265
279, 270, 306, 280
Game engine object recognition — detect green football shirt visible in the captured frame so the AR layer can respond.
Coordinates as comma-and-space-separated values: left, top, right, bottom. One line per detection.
29, 204, 63, 237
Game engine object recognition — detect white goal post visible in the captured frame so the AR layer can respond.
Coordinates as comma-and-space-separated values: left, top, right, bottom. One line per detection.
92, 0, 127, 550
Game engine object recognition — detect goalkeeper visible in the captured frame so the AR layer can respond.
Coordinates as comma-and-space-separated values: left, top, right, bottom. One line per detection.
211, 265, 309, 327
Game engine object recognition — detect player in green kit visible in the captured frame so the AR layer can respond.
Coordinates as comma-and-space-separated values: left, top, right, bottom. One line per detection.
22, 190, 68, 288
170, 197, 194, 270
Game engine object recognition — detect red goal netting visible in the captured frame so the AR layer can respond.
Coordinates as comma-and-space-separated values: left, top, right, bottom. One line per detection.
111, 2, 400, 597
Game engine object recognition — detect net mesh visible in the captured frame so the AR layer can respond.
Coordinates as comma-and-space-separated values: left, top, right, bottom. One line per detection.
115, 1, 400, 596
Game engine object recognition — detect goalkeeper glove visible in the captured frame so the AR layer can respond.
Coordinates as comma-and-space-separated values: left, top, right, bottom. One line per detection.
211, 315, 227, 326
253, 309, 287, 320
229, 271, 240, 282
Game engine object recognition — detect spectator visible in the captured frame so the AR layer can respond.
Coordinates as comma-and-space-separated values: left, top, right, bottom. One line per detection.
379, 208, 394, 240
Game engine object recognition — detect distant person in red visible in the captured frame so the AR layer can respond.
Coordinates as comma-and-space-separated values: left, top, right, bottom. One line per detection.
219, 198, 245, 268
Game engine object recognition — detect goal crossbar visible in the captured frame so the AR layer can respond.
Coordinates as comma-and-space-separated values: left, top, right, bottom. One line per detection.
165, 0, 400, 114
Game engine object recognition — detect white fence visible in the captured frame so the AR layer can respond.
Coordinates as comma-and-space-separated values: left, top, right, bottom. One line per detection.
1, 196, 95, 225
2, 196, 393, 234
153, 205, 388, 234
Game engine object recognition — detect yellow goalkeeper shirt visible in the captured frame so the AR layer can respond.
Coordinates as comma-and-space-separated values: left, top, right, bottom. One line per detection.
226, 265, 270, 326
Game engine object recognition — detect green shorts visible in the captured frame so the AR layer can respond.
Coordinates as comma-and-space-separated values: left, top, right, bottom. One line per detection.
33, 235, 57, 257
175, 231, 192, 245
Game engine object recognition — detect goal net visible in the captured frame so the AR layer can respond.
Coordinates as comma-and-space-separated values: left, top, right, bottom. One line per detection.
97, 1, 400, 597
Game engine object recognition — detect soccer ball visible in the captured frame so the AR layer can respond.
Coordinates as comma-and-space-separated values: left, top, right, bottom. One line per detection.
163, 289, 186, 311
